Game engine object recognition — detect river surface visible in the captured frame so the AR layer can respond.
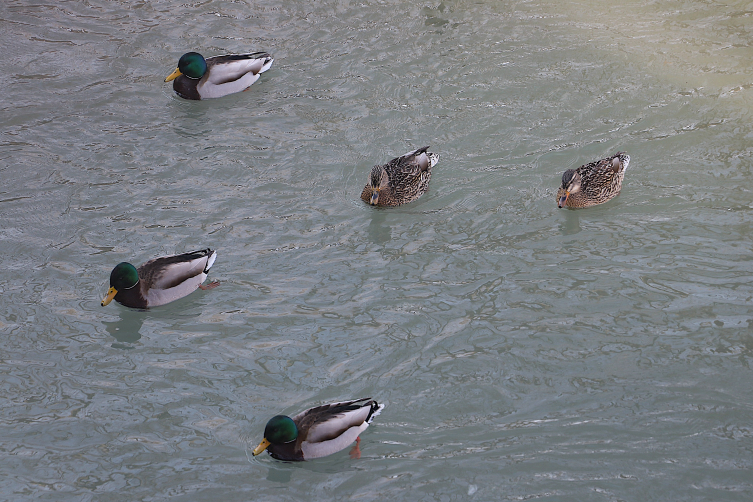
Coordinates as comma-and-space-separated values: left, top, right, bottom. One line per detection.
2, 0, 753, 500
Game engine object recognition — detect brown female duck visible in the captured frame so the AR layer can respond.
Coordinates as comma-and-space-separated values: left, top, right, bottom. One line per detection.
360, 146, 439, 207
557, 152, 630, 208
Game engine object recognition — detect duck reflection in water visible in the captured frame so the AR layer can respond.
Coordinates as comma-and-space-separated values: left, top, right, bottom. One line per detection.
103, 313, 144, 347
559, 210, 581, 236
367, 210, 391, 245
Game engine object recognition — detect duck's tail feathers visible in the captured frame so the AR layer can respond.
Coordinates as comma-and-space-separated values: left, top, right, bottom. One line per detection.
366, 401, 385, 424
427, 152, 439, 169
226, 52, 273, 73
403, 146, 430, 158
255, 53, 274, 73
614, 152, 630, 172
204, 250, 217, 273
403, 146, 439, 171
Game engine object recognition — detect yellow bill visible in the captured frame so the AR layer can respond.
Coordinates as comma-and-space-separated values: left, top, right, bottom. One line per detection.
164, 68, 182, 82
101, 287, 118, 306
252, 438, 271, 456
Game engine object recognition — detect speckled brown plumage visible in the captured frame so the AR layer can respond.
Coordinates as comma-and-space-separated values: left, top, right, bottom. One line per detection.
557, 152, 630, 208
360, 146, 439, 207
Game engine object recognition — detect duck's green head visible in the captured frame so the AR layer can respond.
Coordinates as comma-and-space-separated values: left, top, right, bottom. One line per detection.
164, 52, 207, 82
252, 415, 297, 455
101, 262, 139, 306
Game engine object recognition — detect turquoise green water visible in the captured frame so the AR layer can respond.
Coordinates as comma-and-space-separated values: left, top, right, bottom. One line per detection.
2, 0, 752, 500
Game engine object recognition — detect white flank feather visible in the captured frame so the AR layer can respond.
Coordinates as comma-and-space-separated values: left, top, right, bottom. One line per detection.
143, 251, 215, 306
149, 258, 206, 290
205, 58, 266, 85
146, 272, 207, 307
198, 73, 260, 99
301, 422, 369, 459
304, 404, 373, 443
298, 401, 384, 459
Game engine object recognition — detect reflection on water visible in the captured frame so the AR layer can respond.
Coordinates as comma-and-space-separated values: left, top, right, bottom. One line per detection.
167, 99, 215, 139
265, 465, 293, 484
558, 208, 581, 235
366, 209, 392, 245
103, 312, 145, 347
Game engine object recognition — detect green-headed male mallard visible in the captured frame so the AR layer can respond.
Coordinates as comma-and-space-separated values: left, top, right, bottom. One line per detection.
164, 52, 273, 100
557, 152, 630, 208
360, 146, 439, 207
101, 248, 218, 309
252, 398, 384, 461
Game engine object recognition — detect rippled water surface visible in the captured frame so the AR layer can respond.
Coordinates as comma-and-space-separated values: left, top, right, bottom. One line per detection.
2, 0, 753, 500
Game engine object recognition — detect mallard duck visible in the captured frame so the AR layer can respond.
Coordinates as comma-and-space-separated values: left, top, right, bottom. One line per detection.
164, 52, 273, 100
101, 249, 218, 309
557, 152, 630, 208
360, 146, 439, 206
252, 398, 384, 461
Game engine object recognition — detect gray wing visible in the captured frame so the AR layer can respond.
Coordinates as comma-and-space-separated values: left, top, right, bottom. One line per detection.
294, 399, 380, 459
302, 403, 376, 443
204, 53, 273, 85
138, 249, 216, 307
